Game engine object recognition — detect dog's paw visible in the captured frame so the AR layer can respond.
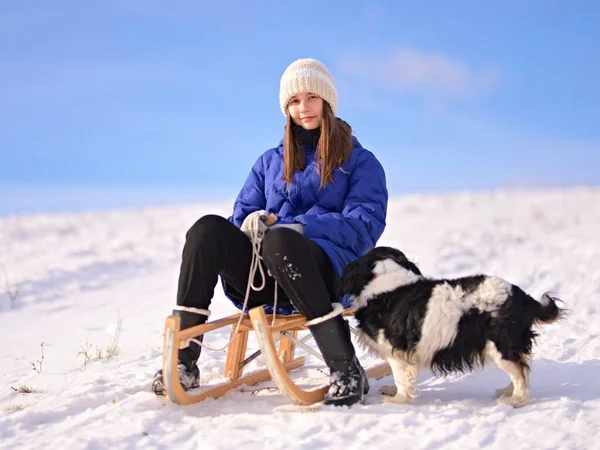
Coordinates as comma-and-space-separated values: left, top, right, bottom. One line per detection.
379, 385, 398, 397
494, 383, 514, 398
380, 386, 414, 404
496, 395, 529, 408
382, 393, 413, 404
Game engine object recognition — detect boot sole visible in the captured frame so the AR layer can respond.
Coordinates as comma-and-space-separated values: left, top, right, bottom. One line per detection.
324, 393, 365, 407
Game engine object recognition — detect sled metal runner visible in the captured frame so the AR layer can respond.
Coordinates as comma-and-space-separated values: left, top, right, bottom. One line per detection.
162, 307, 391, 406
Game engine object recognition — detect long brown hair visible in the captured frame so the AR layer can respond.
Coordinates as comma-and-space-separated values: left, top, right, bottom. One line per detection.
283, 101, 353, 188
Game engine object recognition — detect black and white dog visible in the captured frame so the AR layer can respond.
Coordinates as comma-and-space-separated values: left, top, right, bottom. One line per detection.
337, 246, 565, 407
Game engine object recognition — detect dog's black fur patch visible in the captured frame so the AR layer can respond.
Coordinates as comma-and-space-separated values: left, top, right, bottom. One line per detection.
353, 282, 431, 356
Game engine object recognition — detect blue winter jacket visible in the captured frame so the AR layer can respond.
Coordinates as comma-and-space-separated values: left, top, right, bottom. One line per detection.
225, 134, 388, 314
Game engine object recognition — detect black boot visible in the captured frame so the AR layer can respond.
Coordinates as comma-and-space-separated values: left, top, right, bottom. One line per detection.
152, 309, 207, 396
307, 313, 370, 407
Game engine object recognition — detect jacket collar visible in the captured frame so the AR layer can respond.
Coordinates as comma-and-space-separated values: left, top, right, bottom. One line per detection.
293, 124, 321, 151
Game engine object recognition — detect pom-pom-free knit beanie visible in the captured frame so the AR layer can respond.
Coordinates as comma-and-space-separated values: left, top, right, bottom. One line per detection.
279, 58, 338, 116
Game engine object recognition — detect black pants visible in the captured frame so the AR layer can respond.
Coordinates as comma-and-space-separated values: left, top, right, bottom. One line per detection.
176, 214, 336, 319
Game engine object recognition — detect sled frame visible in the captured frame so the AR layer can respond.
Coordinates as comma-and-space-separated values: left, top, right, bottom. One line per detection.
162, 307, 391, 406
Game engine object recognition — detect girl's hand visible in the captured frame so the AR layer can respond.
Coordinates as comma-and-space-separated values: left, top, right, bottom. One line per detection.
241, 211, 278, 241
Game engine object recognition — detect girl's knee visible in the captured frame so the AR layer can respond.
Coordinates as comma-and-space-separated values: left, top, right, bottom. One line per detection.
186, 214, 228, 242
262, 227, 303, 261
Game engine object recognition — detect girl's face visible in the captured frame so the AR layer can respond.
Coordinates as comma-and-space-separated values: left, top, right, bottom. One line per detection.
287, 92, 324, 130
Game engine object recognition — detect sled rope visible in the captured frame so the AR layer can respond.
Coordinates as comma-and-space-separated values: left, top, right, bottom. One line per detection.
304, 302, 344, 326
245, 212, 279, 325
186, 213, 278, 352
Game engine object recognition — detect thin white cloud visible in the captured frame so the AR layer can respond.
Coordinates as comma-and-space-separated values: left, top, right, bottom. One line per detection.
338, 47, 502, 99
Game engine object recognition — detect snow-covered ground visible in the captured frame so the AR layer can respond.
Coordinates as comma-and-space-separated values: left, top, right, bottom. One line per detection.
1, 188, 598, 449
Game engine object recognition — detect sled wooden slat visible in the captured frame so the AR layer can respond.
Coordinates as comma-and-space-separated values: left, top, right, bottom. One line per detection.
177, 314, 242, 344
365, 363, 392, 380
240, 309, 357, 332
278, 330, 298, 363
224, 326, 250, 380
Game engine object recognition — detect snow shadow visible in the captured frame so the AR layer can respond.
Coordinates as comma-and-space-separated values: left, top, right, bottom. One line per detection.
415, 358, 600, 405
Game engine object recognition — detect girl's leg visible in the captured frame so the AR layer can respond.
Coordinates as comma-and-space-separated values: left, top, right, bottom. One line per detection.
175, 214, 292, 367
261, 228, 369, 407
261, 227, 336, 319
153, 214, 290, 396
176, 214, 290, 313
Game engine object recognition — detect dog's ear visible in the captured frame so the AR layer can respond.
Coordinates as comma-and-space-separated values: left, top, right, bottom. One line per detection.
405, 260, 422, 276
389, 249, 422, 276
335, 258, 374, 299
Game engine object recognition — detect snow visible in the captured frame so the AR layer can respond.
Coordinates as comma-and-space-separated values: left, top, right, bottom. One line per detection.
1, 187, 599, 449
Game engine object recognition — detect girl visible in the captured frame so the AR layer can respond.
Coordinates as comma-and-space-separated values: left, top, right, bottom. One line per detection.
152, 58, 388, 407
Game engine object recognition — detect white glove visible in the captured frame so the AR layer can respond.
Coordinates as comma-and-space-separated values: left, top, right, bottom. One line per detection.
240, 210, 269, 242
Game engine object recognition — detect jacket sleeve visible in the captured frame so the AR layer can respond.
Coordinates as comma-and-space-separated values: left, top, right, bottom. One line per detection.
228, 155, 267, 227
292, 150, 388, 255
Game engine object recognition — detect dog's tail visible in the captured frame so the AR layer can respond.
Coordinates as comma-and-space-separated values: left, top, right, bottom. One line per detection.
530, 292, 566, 325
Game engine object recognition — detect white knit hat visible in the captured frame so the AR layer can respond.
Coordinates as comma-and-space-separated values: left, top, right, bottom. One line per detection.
279, 58, 338, 116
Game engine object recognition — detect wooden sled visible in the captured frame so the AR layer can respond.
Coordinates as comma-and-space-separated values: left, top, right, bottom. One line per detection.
162, 306, 391, 406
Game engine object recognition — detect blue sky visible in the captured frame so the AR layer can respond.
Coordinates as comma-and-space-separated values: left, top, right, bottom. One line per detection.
1, 0, 599, 214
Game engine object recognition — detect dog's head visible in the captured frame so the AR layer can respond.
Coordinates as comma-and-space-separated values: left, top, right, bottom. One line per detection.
336, 246, 423, 308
